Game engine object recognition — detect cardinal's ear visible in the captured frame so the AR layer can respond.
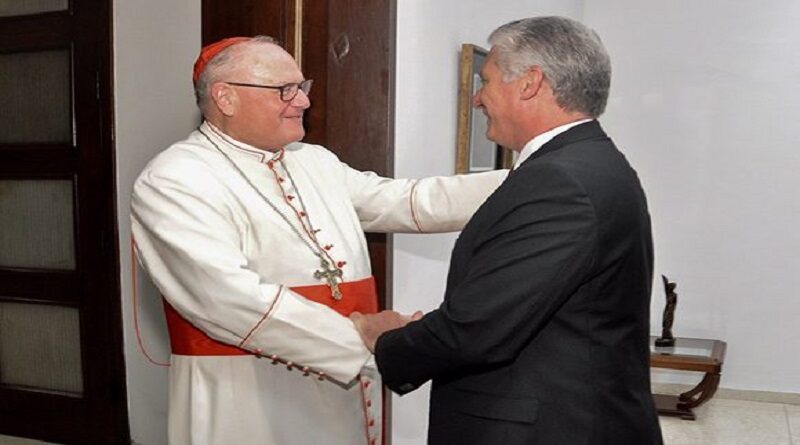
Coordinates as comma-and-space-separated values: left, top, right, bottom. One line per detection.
211, 82, 238, 116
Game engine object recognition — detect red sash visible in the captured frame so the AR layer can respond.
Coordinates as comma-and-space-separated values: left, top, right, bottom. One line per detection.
164, 276, 378, 356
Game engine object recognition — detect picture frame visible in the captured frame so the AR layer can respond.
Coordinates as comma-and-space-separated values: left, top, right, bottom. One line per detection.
455, 43, 515, 174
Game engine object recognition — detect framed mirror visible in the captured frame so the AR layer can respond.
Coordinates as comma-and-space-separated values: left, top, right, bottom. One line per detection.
455, 43, 514, 174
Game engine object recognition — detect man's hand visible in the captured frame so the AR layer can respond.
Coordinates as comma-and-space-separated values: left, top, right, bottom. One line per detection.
350, 310, 423, 352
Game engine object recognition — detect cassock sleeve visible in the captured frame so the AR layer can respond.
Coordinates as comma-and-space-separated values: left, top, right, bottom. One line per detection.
373, 163, 598, 393
342, 164, 508, 233
131, 158, 370, 384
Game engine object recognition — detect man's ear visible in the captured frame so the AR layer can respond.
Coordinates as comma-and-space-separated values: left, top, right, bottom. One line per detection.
211, 82, 237, 116
520, 66, 545, 100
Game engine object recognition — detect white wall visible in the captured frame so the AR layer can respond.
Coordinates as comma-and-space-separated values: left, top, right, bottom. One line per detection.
583, 1, 800, 393
393, 2, 583, 444
113, 1, 200, 443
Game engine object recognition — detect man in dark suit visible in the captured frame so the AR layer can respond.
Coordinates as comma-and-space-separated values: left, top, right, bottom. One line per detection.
351, 16, 663, 444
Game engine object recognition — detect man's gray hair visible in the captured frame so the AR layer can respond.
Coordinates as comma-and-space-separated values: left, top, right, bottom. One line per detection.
194, 35, 279, 113
488, 16, 611, 118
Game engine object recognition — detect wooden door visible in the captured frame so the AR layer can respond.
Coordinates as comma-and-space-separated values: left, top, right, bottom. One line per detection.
201, 0, 396, 309
0, 1, 128, 444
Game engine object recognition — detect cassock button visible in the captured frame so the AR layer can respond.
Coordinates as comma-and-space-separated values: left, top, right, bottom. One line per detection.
336, 261, 346, 268
368, 419, 375, 426
362, 380, 371, 388
366, 400, 372, 407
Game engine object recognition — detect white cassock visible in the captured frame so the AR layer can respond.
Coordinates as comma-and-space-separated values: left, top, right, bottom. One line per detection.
131, 121, 506, 445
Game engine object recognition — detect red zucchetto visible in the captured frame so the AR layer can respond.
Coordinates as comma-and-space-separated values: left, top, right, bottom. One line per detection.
192, 37, 252, 85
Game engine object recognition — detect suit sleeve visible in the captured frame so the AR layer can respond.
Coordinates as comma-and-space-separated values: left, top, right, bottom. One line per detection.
374, 163, 598, 393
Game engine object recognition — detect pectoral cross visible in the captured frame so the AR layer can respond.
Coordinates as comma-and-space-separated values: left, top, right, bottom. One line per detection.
314, 258, 343, 301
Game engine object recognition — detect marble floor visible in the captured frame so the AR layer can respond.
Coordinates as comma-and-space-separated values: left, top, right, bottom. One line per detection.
659, 398, 800, 445
1, 398, 798, 444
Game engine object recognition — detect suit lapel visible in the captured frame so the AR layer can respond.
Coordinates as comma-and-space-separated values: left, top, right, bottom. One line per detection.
452, 121, 610, 287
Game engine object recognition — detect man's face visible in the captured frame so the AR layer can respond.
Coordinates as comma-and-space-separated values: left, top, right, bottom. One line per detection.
228, 45, 310, 150
472, 50, 522, 150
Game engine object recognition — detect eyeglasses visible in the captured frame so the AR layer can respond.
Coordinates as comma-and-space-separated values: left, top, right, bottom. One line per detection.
225, 79, 313, 102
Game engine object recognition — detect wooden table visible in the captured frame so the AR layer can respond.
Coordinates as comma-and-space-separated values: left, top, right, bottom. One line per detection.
650, 336, 727, 420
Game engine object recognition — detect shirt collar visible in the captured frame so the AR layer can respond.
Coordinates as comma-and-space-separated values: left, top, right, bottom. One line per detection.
513, 119, 593, 170
201, 121, 285, 165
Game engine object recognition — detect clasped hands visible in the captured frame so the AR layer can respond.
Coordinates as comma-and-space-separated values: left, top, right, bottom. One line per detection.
350, 310, 423, 352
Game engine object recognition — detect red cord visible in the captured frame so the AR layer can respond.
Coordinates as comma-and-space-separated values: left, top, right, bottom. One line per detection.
131, 235, 170, 367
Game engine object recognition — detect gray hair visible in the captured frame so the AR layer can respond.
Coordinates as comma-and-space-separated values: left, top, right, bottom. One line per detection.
194, 35, 280, 113
488, 16, 611, 118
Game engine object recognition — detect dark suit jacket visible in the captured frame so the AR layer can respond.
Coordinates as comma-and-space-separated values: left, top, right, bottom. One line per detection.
375, 121, 663, 444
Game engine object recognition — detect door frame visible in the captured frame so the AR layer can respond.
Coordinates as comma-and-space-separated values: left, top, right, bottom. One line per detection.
0, 1, 129, 443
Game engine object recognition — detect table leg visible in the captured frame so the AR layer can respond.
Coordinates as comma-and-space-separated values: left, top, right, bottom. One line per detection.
653, 372, 721, 420
678, 372, 720, 408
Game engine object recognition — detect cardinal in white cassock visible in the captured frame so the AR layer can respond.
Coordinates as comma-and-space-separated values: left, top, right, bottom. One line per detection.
131, 36, 506, 445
